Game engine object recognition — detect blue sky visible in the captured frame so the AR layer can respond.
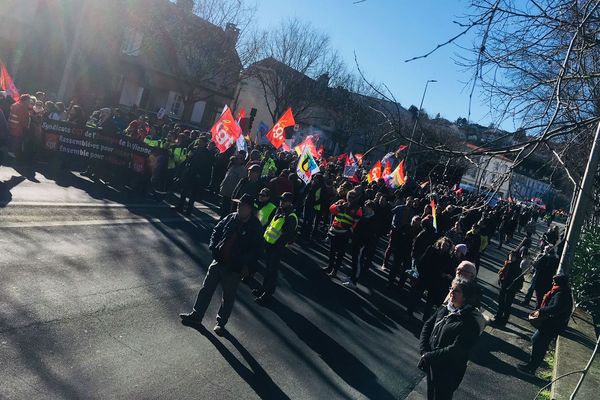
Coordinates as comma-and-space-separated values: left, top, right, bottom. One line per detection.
254, 0, 513, 131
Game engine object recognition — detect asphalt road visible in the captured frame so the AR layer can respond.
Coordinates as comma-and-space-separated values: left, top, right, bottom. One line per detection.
0, 166, 425, 399
0, 164, 548, 399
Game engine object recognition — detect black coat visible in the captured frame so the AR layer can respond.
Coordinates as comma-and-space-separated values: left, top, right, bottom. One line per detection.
539, 288, 573, 332
183, 146, 214, 187
209, 212, 262, 273
420, 305, 480, 392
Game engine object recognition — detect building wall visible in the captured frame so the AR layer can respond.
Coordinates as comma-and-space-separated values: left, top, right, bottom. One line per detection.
461, 154, 512, 197
510, 173, 551, 200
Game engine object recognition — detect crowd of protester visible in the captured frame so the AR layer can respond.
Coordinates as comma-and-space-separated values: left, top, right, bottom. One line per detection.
0, 97, 574, 400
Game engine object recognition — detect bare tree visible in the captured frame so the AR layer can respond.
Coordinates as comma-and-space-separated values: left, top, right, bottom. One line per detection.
244, 17, 348, 123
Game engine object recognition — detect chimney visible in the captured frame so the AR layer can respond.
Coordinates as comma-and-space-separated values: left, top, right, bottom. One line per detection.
225, 23, 240, 44
176, 0, 194, 13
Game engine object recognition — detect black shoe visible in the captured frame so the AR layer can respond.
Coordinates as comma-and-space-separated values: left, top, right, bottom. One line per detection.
255, 294, 272, 306
180, 311, 202, 324
517, 363, 534, 374
490, 318, 506, 327
252, 289, 264, 297
213, 324, 226, 336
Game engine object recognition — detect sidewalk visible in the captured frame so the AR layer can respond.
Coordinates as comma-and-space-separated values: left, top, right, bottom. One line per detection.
407, 228, 550, 399
552, 307, 600, 399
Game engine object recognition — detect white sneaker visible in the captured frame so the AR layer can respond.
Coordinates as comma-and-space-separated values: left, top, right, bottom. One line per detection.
380, 264, 389, 272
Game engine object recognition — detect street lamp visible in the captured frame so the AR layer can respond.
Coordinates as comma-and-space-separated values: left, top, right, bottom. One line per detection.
405, 79, 437, 163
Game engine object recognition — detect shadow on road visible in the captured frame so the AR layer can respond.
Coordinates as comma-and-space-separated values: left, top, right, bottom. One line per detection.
0, 175, 25, 207
182, 321, 291, 400
267, 299, 398, 400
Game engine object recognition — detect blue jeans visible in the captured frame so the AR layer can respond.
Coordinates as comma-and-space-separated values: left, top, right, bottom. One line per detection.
529, 328, 558, 370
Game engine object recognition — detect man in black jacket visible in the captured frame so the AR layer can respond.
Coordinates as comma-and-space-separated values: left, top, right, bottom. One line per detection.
176, 136, 214, 215
518, 274, 573, 374
180, 194, 262, 335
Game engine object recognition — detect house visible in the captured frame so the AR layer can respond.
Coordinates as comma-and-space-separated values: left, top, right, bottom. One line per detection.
1, 0, 241, 129
509, 173, 552, 201
460, 143, 513, 197
235, 57, 336, 146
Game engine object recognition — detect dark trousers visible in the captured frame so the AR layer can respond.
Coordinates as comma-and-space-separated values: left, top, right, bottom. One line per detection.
328, 231, 350, 273
529, 328, 559, 370
220, 196, 231, 218
179, 182, 204, 213
524, 273, 537, 303
388, 247, 411, 285
426, 365, 457, 400
350, 238, 376, 284
494, 288, 517, 324
260, 245, 284, 296
193, 261, 241, 327
301, 207, 322, 239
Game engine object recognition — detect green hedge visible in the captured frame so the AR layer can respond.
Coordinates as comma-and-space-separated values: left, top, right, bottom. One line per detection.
572, 226, 600, 324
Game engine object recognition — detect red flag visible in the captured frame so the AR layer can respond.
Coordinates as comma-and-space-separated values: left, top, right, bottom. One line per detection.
368, 161, 382, 183
210, 107, 242, 153
336, 153, 348, 161
420, 181, 430, 189
266, 108, 295, 149
317, 145, 324, 159
294, 135, 318, 158
382, 160, 392, 178
235, 107, 246, 124
0, 62, 20, 102
397, 145, 408, 152
282, 142, 291, 152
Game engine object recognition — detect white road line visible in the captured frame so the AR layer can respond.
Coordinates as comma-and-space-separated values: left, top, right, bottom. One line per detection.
0, 211, 220, 229
3, 201, 205, 208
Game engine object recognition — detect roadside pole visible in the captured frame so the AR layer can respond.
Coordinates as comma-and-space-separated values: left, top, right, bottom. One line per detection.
556, 121, 600, 276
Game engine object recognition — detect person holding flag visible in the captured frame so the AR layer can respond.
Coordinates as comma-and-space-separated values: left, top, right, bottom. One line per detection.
300, 172, 326, 241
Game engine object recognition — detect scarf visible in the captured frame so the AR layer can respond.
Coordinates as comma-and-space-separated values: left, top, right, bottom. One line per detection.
447, 302, 461, 315
541, 284, 561, 308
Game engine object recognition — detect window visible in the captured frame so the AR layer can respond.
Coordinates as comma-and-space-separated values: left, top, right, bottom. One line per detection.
170, 94, 183, 117
121, 27, 143, 56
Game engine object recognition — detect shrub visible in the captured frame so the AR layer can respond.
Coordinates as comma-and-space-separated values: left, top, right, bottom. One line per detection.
572, 226, 600, 324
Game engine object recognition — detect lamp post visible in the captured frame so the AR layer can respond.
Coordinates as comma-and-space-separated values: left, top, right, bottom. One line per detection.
405, 79, 437, 172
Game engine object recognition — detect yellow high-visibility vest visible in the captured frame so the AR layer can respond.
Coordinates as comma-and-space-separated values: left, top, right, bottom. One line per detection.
258, 202, 277, 227
264, 213, 298, 244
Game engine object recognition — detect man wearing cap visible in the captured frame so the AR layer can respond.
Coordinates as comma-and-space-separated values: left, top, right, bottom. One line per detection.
253, 192, 298, 305
180, 194, 262, 335
255, 188, 276, 228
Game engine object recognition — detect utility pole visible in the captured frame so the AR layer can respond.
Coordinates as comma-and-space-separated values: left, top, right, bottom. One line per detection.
557, 121, 600, 276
